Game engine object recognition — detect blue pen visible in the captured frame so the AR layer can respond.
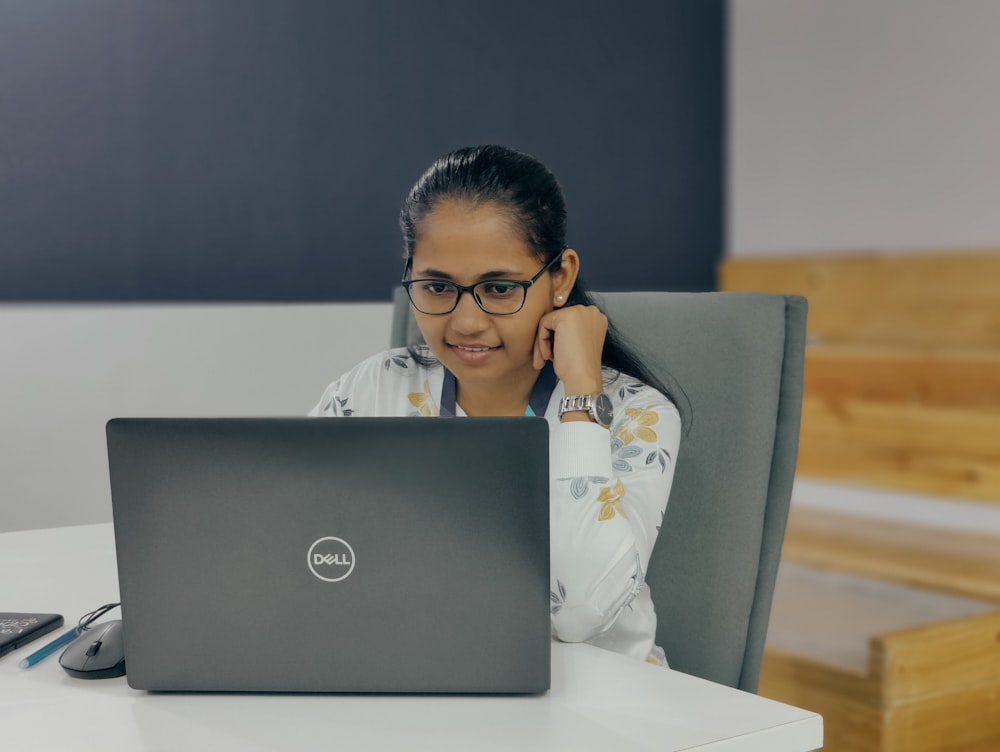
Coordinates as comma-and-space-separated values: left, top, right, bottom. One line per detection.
18, 627, 81, 669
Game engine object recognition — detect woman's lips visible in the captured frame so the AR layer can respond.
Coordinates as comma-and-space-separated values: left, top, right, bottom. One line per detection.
448, 343, 500, 365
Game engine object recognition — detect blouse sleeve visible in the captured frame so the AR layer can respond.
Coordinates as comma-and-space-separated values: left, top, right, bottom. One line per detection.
307, 349, 436, 418
309, 379, 344, 417
547, 381, 681, 643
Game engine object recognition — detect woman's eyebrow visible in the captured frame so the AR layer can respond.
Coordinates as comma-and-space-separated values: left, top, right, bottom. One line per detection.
412, 267, 455, 280
412, 268, 522, 280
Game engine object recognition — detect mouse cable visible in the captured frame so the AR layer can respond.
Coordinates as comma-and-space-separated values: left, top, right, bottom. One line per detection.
78, 602, 120, 632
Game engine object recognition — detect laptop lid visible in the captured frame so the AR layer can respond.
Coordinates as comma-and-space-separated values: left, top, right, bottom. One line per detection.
107, 417, 550, 694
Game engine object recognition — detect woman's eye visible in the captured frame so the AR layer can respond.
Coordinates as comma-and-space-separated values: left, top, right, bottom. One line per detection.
420, 282, 452, 296
482, 282, 519, 297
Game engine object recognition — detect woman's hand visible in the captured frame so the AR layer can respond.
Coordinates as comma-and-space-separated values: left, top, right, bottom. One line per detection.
533, 304, 608, 397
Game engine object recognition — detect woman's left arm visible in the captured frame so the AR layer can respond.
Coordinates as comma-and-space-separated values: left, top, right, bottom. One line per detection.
547, 382, 681, 643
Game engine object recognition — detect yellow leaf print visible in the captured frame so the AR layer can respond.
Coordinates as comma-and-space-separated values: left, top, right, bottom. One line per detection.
596, 480, 628, 521
614, 406, 660, 445
407, 381, 438, 416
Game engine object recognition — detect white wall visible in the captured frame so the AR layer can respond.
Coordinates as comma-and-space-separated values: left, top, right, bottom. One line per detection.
0, 303, 392, 532
729, 0, 1000, 256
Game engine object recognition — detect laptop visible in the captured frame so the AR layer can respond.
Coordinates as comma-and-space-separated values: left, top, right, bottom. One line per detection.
106, 417, 551, 694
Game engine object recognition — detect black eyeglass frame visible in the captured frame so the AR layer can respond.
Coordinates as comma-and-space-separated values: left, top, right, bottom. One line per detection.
401, 251, 565, 316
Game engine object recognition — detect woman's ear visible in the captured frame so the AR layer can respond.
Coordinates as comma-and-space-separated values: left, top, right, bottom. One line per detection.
552, 248, 580, 307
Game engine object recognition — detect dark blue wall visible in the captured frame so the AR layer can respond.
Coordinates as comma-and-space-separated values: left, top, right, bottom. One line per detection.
0, 1, 724, 301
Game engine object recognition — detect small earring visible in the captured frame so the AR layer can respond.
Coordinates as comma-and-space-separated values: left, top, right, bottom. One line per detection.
556, 295, 564, 303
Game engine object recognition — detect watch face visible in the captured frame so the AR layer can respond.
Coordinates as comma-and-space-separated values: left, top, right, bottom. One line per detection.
594, 393, 614, 427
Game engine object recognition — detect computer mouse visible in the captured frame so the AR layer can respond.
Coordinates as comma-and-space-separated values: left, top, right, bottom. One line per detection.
59, 619, 126, 679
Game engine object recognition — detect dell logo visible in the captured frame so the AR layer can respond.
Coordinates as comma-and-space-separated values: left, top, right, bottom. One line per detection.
307, 537, 356, 582
313, 553, 350, 566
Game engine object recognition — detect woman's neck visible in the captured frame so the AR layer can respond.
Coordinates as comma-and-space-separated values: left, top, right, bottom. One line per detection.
455, 370, 537, 417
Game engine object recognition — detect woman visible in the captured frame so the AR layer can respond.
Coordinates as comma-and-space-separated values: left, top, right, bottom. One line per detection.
312, 145, 681, 666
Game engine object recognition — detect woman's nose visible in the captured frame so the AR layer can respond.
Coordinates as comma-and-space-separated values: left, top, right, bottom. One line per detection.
449, 289, 490, 332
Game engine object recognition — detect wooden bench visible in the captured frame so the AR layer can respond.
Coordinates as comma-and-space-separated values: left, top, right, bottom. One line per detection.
721, 250, 1000, 752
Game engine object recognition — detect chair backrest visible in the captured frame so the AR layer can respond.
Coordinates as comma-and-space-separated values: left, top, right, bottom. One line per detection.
390, 288, 807, 692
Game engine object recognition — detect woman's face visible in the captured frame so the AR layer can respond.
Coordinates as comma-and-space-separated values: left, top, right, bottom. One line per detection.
409, 200, 567, 393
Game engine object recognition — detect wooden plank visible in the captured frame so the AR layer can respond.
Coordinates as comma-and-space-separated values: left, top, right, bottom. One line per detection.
769, 560, 998, 683
764, 563, 1000, 751
804, 344, 1000, 408
799, 343, 1000, 500
719, 250, 1000, 347
886, 683, 1000, 752
872, 611, 1000, 703
797, 396, 1000, 502
722, 251, 1000, 499
760, 648, 882, 751
882, 621, 1000, 747
761, 641, 1000, 752
782, 507, 1000, 601
760, 646, 879, 706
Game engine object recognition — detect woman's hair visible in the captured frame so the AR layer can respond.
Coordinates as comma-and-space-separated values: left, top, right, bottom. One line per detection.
399, 144, 687, 423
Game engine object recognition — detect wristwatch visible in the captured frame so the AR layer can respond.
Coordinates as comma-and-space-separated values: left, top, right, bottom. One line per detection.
558, 392, 614, 428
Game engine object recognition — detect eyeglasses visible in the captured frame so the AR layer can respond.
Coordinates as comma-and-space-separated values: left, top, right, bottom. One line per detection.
402, 252, 563, 316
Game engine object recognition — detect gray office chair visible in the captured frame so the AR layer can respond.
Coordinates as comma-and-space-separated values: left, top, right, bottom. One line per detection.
390, 288, 807, 692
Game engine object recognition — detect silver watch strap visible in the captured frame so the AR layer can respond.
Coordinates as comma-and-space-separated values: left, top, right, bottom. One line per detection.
560, 394, 594, 414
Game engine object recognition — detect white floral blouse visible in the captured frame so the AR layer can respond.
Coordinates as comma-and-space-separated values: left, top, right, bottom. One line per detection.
310, 346, 681, 666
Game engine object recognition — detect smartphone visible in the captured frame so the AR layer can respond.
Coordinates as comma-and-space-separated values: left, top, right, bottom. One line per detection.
0, 613, 64, 657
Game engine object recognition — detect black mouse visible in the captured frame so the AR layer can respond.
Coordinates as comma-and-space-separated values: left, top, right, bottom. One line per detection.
59, 619, 126, 679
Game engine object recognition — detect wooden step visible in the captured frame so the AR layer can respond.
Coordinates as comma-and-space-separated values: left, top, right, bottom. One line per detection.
762, 562, 1000, 751
804, 344, 1000, 408
797, 394, 1000, 502
782, 506, 1000, 601
797, 344, 1000, 500
719, 249, 1000, 347
722, 251, 1000, 501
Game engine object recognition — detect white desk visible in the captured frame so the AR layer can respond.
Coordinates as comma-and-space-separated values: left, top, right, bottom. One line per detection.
0, 524, 822, 751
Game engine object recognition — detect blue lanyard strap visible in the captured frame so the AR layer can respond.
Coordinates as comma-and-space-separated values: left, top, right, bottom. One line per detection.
439, 361, 558, 418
